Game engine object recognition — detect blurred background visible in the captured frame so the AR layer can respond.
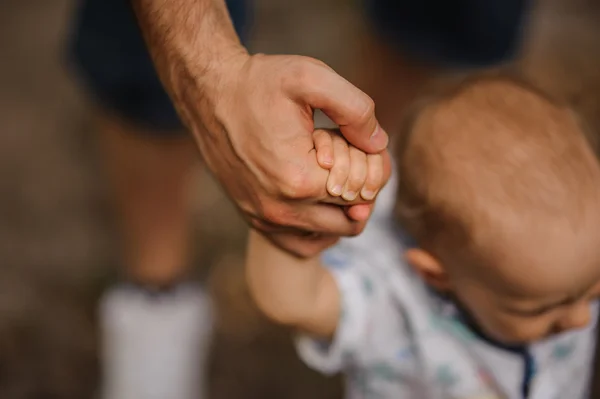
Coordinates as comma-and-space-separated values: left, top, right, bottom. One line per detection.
0, 0, 599, 398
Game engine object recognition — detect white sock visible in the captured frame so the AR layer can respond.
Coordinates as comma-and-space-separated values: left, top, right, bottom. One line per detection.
100, 282, 212, 399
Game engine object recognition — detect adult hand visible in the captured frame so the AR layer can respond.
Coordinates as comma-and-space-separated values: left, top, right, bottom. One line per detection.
133, 0, 391, 257
193, 53, 392, 256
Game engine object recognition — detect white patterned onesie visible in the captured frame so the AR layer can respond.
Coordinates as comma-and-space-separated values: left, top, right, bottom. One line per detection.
295, 175, 598, 399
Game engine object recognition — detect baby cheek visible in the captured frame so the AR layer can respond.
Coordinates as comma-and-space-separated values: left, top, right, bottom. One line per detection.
555, 300, 595, 332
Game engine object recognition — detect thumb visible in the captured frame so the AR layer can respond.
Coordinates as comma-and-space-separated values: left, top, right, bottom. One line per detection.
293, 59, 389, 153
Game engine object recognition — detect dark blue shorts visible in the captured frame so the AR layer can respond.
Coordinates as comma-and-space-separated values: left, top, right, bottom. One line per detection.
366, 0, 532, 68
68, 0, 531, 134
67, 0, 252, 132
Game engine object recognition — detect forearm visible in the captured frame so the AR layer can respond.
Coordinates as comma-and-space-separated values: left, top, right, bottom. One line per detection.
246, 230, 339, 337
131, 0, 248, 110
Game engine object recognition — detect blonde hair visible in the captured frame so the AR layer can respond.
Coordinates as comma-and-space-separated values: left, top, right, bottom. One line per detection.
394, 70, 600, 266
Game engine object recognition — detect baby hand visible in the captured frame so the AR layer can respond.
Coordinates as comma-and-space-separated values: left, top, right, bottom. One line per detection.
313, 129, 384, 202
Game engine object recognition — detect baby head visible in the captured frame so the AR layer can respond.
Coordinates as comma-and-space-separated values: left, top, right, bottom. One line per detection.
396, 71, 600, 345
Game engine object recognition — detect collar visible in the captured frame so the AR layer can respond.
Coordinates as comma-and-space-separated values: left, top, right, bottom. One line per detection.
428, 288, 528, 353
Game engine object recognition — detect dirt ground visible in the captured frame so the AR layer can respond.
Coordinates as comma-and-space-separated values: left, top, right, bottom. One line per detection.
1, 0, 600, 398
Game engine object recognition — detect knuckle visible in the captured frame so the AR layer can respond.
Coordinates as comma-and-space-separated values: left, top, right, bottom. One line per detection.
280, 63, 304, 93
282, 57, 331, 94
289, 58, 319, 87
348, 176, 366, 189
350, 145, 366, 157
320, 145, 332, 155
366, 170, 381, 187
372, 158, 384, 175
278, 166, 314, 199
333, 164, 349, 179
313, 129, 326, 141
305, 56, 328, 69
332, 133, 347, 147
353, 96, 375, 125
364, 97, 376, 117
314, 134, 331, 150
364, 179, 378, 191
333, 149, 349, 164
367, 158, 383, 179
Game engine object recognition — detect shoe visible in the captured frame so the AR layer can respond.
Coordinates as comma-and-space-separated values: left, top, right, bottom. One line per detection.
99, 282, 212, 399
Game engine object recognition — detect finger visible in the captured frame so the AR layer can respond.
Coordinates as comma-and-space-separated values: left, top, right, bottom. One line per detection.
343, 147, 367, 201
361, 153, 383, 200
345, 203, 373, 222
327, 135, 350, 197
321, 151, 391, 206
251, 201, 363, 238
313, 129, 334, 169
291, 60, 389, 153
303, 203, 366, 237
300, 148, 393, 205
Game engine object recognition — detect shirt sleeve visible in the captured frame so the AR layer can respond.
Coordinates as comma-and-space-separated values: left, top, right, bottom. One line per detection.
294, 227, 398, 375
295, 174, 406, 375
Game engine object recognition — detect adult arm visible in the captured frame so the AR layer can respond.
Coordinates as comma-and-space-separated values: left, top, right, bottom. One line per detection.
131, 0, 391, 257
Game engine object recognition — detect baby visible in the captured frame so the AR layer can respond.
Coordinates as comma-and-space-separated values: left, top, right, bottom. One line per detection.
246, 72, 600, 399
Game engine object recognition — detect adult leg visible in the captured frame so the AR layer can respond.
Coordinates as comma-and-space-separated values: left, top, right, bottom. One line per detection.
96, 113, 208, 399
97, 114, 196, 286
67, 0, 251, 397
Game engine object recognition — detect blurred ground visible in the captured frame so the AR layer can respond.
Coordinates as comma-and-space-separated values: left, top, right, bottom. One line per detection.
1, 0, 600, 398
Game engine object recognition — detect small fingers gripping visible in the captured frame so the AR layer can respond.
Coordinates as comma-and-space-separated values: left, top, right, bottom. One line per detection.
343, 148, 367, 201
313, 128, 384, 203
327, 134, 351, 197
361, 153, 383, 200
343, 149, 383, 202
313, 129, 334, 169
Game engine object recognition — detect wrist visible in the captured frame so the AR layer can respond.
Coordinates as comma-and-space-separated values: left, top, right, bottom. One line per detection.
164, 43, 249, 134
132, 0, 250, 115
185, 46, 249, 104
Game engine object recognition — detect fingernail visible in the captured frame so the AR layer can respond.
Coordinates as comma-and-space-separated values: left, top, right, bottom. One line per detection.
370, 125, 389, 150
361, 189, 376, 200
342, 191, 357, 201
330, 185, 343, 195
322, 156, 334, 167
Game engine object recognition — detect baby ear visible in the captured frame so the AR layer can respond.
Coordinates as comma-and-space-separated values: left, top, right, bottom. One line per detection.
405, 249, 451, 291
